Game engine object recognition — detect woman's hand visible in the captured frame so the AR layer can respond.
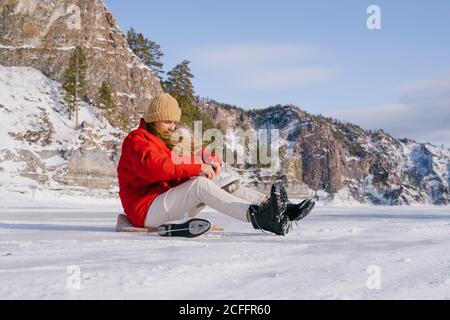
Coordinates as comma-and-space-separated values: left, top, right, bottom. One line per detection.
201, 164, 216, 180
210, 161, 221, 178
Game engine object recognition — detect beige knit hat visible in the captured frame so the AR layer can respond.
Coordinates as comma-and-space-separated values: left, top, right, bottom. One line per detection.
144, 93, 181, 123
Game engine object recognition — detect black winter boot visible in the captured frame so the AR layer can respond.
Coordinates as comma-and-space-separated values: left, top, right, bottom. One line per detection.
249, 181, 291, 236
285, 199, 315, 222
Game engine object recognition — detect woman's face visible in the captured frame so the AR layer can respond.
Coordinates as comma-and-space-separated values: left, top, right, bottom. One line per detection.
154, 121, 177, 134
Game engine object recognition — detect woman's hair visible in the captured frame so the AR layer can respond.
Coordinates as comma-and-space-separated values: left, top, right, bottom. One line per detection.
145, 121, 200, 156
145, 121, 179, 151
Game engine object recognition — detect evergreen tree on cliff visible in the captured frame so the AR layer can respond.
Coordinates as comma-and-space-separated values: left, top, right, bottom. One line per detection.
98, 81, 116, 125
126, 27, 164, 80
164, 60, 214, 131
63, 46, 87, 129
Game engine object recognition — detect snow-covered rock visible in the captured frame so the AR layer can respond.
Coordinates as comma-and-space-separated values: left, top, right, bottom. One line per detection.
0, 65, 122, 196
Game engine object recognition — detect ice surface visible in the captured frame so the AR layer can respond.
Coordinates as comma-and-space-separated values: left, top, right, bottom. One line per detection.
1, 193, 449, 300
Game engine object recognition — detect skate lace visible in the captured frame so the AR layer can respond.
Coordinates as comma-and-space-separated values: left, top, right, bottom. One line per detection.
251, 182, 290, 236
251, 205, 291, 236
250, 207, 275, 236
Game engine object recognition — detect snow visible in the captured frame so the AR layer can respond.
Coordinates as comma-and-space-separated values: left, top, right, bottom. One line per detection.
116, 92, 137, 99
137, 63, 153, 73
346, 156, 361, 162
0, 65, 122, 194
1, 192, 449, 300
0, 66, 118, 146
0, 44, 34, 50
0, 44, 75, 51
329, 186, 365, 206
55, 46, 76, 51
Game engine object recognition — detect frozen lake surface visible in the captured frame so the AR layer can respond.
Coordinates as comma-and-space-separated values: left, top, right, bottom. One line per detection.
1, 194, 449, 300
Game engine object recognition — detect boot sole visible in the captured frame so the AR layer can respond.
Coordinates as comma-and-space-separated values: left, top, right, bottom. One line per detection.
270, 181, 288, 214
158, 218, 212, 238
270, 182, 290, 235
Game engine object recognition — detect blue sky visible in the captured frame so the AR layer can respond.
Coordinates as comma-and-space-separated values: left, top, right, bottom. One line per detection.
104, 0, 450, 146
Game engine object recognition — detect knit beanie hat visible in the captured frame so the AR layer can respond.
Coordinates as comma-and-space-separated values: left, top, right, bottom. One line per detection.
144, 93, 181, 123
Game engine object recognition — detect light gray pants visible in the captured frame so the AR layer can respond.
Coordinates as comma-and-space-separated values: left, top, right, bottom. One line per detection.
144, 176, 267, 228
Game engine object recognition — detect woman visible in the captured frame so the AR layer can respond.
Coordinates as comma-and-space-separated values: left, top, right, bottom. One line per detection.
117, 93, 314, 236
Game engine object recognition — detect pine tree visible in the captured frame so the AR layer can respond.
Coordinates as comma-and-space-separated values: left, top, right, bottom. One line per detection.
164, 60, 215, 132
165, 60, 196, 123
126, 27, 164, 80
126, 27, 137, 50
63, 46, 87, 129
98, 81, 116, 125
40, 109, 54, 146
164, 60, 194, 98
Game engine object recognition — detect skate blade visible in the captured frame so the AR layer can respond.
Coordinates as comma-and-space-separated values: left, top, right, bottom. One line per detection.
158, 218, 212, 238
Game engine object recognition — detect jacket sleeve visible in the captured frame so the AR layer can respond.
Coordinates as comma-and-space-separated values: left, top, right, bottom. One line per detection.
125, 134, 202, 183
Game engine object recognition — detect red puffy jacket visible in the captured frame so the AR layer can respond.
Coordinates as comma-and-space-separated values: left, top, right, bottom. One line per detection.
117, 119, 219, 227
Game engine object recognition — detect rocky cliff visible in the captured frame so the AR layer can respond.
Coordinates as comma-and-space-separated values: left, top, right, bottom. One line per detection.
200, 99, 450, 205
0, 0, 162, 125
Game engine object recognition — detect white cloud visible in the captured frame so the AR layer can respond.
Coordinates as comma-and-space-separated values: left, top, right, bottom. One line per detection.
190, 43, 334, 90
400, 73, 450, 98
235, 66, 334, 89
331, 72, 450, 147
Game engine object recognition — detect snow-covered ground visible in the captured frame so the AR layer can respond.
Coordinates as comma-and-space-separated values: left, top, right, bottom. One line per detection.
0, 66, 122, 193
1, 192, 449, 300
